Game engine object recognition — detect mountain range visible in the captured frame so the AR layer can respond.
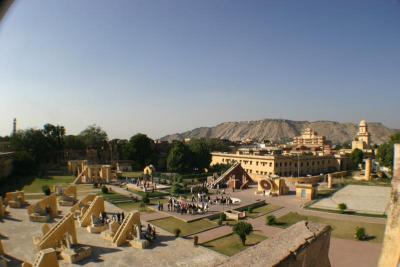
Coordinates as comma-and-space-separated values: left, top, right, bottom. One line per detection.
160, 119, 399, 144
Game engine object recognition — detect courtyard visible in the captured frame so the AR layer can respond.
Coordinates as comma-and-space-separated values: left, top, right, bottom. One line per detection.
309, 185, 391, 215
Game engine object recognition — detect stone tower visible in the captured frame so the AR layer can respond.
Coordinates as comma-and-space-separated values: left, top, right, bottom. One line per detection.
12, 118, 17, 135
352, 120, 371, 150
357, 120, 370, 145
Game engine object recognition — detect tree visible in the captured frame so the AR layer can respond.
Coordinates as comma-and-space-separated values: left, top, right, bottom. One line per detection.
79, 125, 108, 149
233, 221, 253, 246
355, 227, 366, 241
42, 185, 51, 196
206, 138, 233, 152
10, 128, 51, 165
167, 141, 192, 173
43, 124, 65, 151
188, 139, 211, 172
127, 134, 155, 169
266, 215, 277, 225
377, 133, 400, 170
350, 149, 364, 169
338, 203, 347, 213
64, 135, 86, 150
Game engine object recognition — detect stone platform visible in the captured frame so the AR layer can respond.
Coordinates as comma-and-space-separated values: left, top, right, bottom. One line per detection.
310, 185, 391, 215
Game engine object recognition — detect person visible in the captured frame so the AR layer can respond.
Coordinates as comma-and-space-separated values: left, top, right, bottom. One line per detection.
191, 194, 195, 202
121, 212, 125, 221
117, 212, 121, 222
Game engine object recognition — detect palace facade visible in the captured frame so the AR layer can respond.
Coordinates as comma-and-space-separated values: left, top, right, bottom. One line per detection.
211, 151, 350, 178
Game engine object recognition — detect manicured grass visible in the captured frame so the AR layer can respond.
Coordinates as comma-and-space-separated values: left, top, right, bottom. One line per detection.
127, 188, 169, 198
275, 212, 385, 242
337, 178, 391, 187
211, 218, 239, 226
114, 198, 169, 213
202, 232, 267, 256
25, 194, 46, 200
98, 191, 133, 204
246, 204, 282, 219
317, 189, 335, 198
150, 217, 218, 236
121, 172, 143, 178
22, 175, 76, 193
305, 206, 387, 218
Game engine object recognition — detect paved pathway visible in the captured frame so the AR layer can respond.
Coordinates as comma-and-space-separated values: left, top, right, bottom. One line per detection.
329, 237, 382, 267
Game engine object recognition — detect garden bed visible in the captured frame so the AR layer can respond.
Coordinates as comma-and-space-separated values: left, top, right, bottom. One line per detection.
149, 216, 218, 236
202, 232, 267, 256
275, 212, 385, 242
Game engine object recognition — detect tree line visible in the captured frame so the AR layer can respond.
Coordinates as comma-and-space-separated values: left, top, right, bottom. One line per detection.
2, 123, 233, 176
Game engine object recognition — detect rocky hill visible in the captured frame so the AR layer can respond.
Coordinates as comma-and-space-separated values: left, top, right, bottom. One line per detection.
160, 119, 398, 144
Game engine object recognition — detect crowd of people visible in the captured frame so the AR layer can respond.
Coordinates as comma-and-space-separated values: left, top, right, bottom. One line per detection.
166, 197, 210, 215
160, 190, 235, 216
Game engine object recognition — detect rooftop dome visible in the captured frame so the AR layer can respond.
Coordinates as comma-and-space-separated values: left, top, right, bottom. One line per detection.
359, 120, 367, 126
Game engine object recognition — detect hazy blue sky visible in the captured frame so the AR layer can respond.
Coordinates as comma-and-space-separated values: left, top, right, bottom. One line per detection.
1, 0, 399, 139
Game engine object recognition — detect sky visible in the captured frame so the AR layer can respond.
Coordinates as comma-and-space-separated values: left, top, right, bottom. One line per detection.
0, 0, 399, 139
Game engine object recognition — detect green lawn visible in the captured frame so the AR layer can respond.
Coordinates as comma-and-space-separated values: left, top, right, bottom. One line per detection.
150, 217, 219, 236
127, 188, 169, 198
121, 172, 144, 178
337, 178, 391, 187
22, 175, 76, 193
98, 191, 133, 204
211, 218, 239, 226
246, 204, 282, 219
202, 232, 267, 256
113, 198, 169, 213
275, 212, 385, 242
25, 194, 46, 200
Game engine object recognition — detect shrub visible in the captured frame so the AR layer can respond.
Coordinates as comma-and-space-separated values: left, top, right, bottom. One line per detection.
338, 203, 347, 213
192, 185, 208, 194
233, 222, 253, 246
219, 213, 227, 221
101, 185, 109, 194
42, 185, 51, 196
174, 228, 181, 237
93, 183, 98, 188
355, 227, 366, 240
139, 202, 146, 208
247, 206, 254, 213
142, 193, 150, 204
266, 215, 276, 225
217, 219, 223, 226
170, 183, 186, 195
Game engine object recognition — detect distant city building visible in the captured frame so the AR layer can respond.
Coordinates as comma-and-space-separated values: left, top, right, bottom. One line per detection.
293, 128, 326, 147
352, 120, 371, 151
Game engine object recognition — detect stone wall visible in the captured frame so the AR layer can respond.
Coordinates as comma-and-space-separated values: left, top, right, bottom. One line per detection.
217, 221, 331, 267
378, 144, 400, 267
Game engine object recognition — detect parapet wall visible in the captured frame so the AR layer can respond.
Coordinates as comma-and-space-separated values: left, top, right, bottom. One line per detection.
378, 144, 400, 267
217, 221, 331, 267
